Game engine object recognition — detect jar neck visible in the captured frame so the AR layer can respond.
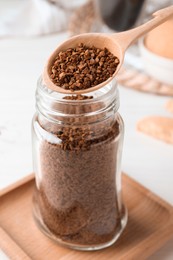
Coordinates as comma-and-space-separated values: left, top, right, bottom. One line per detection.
36, 77, 119, 125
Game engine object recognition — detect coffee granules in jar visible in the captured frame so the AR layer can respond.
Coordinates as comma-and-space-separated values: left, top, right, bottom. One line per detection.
50, 43, 119, 91
32, 78, 127, 250
63, 94, 93, 100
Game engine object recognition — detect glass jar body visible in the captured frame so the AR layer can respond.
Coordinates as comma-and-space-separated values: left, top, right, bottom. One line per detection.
32, 78, 127, 250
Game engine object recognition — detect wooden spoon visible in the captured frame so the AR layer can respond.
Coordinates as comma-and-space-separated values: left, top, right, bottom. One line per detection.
43, 5, 173, 94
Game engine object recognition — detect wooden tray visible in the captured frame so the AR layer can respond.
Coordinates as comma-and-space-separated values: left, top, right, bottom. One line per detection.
1, 174, 173, 260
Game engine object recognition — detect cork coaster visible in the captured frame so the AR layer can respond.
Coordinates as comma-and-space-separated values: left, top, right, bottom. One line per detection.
117, 66, 173, 96
137, 116, 173, 145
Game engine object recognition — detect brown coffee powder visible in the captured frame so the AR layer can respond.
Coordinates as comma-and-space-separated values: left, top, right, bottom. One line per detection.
50, 43, 119, 91
35, 116, 122, 245
63, 94, 93, 100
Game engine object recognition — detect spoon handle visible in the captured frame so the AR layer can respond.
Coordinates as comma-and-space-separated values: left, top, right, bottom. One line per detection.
112, 5, 173, 51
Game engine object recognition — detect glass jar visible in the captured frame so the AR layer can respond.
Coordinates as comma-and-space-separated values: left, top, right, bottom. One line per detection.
32, 77, 127, 251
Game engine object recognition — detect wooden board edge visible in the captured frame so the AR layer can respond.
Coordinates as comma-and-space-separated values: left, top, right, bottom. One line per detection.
122, 173, 173, 216
0, 173, 34, 196
0, 227, 31, 260
125, 223, 173, 260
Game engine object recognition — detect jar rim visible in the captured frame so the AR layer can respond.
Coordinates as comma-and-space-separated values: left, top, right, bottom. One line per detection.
38, 76, 118, 105
36, 76, 119, 123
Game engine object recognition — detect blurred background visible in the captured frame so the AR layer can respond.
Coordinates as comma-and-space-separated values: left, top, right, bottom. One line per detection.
1, 0, 172, 37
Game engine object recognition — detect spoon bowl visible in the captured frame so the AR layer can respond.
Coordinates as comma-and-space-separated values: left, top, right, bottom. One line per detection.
44, 33, 124, 94
43, 5, 173, 94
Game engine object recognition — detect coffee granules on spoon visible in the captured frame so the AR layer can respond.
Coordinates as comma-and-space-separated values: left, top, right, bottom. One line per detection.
50, 43, 119, 91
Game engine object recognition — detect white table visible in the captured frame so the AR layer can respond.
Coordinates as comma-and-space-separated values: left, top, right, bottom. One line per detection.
0, 33, 173, 259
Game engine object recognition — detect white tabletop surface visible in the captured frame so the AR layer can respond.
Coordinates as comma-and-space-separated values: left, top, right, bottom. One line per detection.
0, 32, 173, 259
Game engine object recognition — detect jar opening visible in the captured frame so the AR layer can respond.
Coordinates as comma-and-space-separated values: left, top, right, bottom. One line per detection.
36, 76, 119, 123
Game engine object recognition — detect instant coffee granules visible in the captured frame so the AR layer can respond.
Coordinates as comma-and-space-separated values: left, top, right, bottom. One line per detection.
63, 94, 93, 100
35, 120, 120, 243
50, 43, 119, 91
32, 78, 127, 250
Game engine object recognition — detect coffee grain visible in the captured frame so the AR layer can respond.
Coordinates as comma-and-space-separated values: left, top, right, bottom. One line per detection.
35, 116, 122, 245
50, 43, 119, 91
